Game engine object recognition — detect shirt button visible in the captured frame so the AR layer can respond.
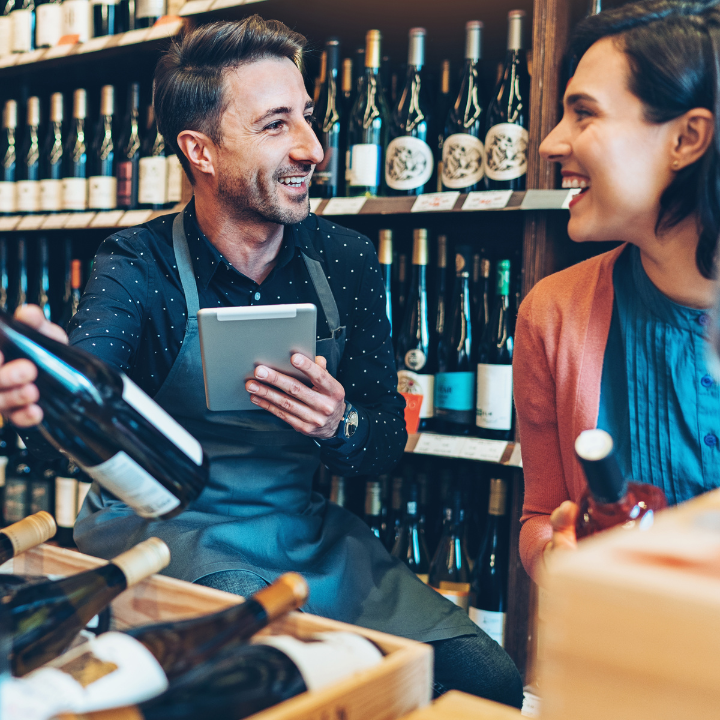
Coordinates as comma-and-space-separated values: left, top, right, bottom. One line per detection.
699, 313, 710, 326
704, 433, 718, 447
701, 374, 714, 388
254, 292, 261, 301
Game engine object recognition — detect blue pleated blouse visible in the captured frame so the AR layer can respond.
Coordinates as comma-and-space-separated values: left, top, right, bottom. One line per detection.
597, 244, 720, 506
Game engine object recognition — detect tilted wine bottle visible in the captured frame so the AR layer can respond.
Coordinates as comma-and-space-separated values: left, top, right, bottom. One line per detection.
385, 27, 433, 196
16, 96, 41, 214
88, 85, 117, 211
391, 482, 430, 582
378, 229, 392, 332
0, 510, 55, 564
62, 89, 89, 212
0, 310, 209, 519
116, 82, 142, 210
484, 10, 530, 190
0, 100, 17, 215
40, 92, 64, 213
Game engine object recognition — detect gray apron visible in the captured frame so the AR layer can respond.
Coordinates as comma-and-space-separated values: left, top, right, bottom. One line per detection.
75, 210, 477, 643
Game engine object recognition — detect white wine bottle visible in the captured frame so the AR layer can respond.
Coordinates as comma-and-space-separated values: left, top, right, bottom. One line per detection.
39, 92, 64, 213
0, 510, 56, 564
62, 89, 89, 213
88, 85, 117, 211
16, 96, 41, 214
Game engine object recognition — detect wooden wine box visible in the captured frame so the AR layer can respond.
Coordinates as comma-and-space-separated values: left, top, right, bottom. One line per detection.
400, 691, 521, 719
538, 487, 720, 720
1, 544, 433, 720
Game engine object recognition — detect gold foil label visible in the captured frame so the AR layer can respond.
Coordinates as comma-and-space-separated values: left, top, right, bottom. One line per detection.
488, 478, 508, 516
412, 229, 428, 265
59, 651, 119, 688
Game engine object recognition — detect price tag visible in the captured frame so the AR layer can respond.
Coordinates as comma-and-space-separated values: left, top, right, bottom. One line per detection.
119, 29, 149, 45
64, 212, 95, 228
43, 44, 74, 59
0, 216, 20, 231
0, 54, 19, 68
411, 191, 460, 213
120, 209, 153, 226
179, 0, 213, 14
41, 213, 70, 229
308, 198, 322, 214
457, 437, 508, 463
76, 36, 109, 54
91, 210, 125, 227
561, 188, 582, 210
462, 190, 513, 211
322, 197, 367, 215
520, 189, 571, 210
16, 49, 45, 65
413, 433, 464, 458
148, 19, 183, 39
17, 214, 46, 230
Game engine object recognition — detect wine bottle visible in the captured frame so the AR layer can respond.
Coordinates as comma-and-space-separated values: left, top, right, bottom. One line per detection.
61, 0, 90, 43
138, 104, 167, 210
346, 30, 389, 197
62, 89, 88, 212
0, 310, 209, 519
363, 478, 384, 540
475, 259, 514, 440
469, 478, 508, 646
0, 0, 13, 56
385, 472, 403, 551
378, 229, 392, 332
8, 537, 169, 676
29, 458, 54, 515
3, 437, 31, 525
88, 85, 116, 211
15, 96, 40, 214
434, 234, 448, 350
393, 251, 408, 339
40, 92, 64, 213
574, 429, 668, 539
436, 245, 475, 435
429, 490, 471, 609
34, 236, 51, 321
165, 153, 183, 205
134, 0, 163, 28
14, 236, 27, 310
484, 10, 530, 190
391, 482, 430, 582
341, 56, 353, 110
385, 27, 433, 196
442, 21, 486, 192
0, 510, 55, 563
329, 474, 346, 507
10, 0, 34, 53
54, 458, 80, 547
59, 240, 80, 329
396, 228, 435, 431
92, 0, 120, 37
0, 238, 8, 313
311, 37, 342, 199
34, 0, 62, 47
434, 60, 452, 191
116, 82, 141, 210
0, 99, 17, 215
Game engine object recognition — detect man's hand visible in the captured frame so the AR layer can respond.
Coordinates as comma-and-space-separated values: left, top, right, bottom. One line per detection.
543, 500, 579, 563
0, 305, 68, 427
245, 354, 346, 439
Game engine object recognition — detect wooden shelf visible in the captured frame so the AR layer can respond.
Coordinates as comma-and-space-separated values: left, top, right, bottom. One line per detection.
405, 433, 522, 467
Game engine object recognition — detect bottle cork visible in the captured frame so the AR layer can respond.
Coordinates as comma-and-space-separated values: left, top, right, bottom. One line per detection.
378, 230, 393, 265
111, 538, 170, 588
253, 572, 309, 619
1, 511, 57, 556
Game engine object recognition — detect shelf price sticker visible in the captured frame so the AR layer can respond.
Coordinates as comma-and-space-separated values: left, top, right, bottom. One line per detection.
120, 209, 153, 226
91, 210, 125, 227
413, 433, 464, 458
179, 0, 213, 14
41, 213, 71, 229
322, 197, 367, 215
462, 190, 513, 211
18, 215, 47, 230
119, 29, 150, 45
308, 198, 323, 214
411, 191, 460, 213
65, 212, 96, 229
0, 216, 20, 231
457, 437, 508, 463
561, 188, 582, 209
77, 36, 110, 54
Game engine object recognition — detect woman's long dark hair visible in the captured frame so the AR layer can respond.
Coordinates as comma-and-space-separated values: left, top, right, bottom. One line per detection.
569, 0, 720, 278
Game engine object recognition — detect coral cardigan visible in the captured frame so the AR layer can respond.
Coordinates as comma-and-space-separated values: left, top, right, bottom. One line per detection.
514, 244, 626, 581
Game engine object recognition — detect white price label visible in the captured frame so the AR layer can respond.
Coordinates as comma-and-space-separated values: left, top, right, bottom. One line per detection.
322, 197, 367, 215
77, 36, 109, 53
0, 216, 20, 231
412, 433, 464, 458
41, 213, 71, 229
179, 0, 212, 14
64, 212, 95, 228
120, 209, 153, 226
17, 215, 46, 230
561, 188, 582, 209
91, 210, 125, 227
308, 197, 322, 214
411, 191, 460, 213
148, 19, 183, 39
43, 43, 74, 59
458, 437, 508, 463
462, 190, 513, 211
16, 49, 45, 64
119, 29, 149, 45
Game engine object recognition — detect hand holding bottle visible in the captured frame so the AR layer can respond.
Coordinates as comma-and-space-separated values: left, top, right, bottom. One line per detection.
544, 500, 579, 562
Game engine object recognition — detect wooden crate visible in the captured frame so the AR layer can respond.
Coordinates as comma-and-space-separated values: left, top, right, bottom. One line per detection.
538, 488, 720, 720
401, 691, 522, 720
1, 544, 433, 720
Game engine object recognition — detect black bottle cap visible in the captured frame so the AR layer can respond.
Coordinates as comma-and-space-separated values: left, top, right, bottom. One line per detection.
575, 429, 627, 504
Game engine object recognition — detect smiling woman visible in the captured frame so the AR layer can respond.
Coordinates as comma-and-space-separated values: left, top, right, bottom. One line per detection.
514, 0, 720, 580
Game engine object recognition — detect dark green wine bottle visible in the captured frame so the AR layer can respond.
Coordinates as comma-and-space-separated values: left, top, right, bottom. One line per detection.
391, 482, 430, 582
0, 510, 55, 565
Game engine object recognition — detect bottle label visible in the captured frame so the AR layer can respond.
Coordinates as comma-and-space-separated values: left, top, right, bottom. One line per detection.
11, 9, 33, 53
36, 2, 63, 47
475, 363, 513, 430
347, 143, 380, 188
116, 161, 135, 208
77, 479, 92, 510
165, 155, 183, 203
55, 476, 79, 529
0, 16, 12, 56
0, 181, 16, 213
40, 179, 63, 212
3, 479, 27, 524
442, 133, 485, 189
385, 136, 434, 191
62, 0, 90, 43
397, 370, 434, 419
403, 348, 426, 371
484, 123, 529, 181
88, 176, 118, 210
62, 177, 88, 211
16, 180, 40, 213
138, 156, 168, 205
136, 0, 165, 19
30, 480, 52, 515
121, 375, 204, 465
468, 607, 506, 647
80, 450, 180, 518
435, 371, 475, 411
433, 582, 470, 611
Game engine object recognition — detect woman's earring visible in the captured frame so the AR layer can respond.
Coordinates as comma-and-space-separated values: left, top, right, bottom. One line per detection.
672, 160, 680, 169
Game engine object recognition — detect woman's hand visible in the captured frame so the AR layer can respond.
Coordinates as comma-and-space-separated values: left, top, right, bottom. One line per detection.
544, 500, 580, 561
0, 305, 68, 427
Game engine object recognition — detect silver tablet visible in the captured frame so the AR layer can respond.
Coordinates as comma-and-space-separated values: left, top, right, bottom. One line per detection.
197, 303, 317, 412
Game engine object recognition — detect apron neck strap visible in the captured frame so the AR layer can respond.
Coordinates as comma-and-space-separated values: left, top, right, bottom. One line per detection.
172, 211, 201, 319
301, 252, 341, 337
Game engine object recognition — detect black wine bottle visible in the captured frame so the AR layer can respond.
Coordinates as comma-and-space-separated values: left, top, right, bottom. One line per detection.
391, 482, 430, 582
116, 82, 141, 210
138, 104, 167, 210
29, 458, 54, 515
88, 85, 117, 211
35, 0, 62, 47
385, 27, 433, 196
311, 37, 342, 199
378, 229, 392, 332
10, 0, 34, 53
442, 21, 486, 192
346, 30, 389, 197
166, 153, 183, 205
392, 251, 408, 341
0, 510, 55, 563
54, 458, 81, 547
93, 0, 120, 37
329, 474, 346, 507
475, 259, 514, 440
484, 10, 530, 190
60, 256, 82, 329
433, 234, 448, 350
3, 437, 32, 525
34, 236, 51, 321
0, 310, 209, 519
396, 228, 435, 431
62, 89, 89, 212
385, 472, 403, 551
16, 96, 40, 214
13, 236, 27, 311
435, 245, 475, 435
0, 100, 17, 215
469, 478, 508, 645
434, 60, 452, 192
471, 254, 491, 331
363, 478, 384, 540
40, 92, 64, 213
134, 0, 163, 28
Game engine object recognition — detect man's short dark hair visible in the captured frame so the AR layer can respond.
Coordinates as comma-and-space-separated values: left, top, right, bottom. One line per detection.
154, 16, 307, 183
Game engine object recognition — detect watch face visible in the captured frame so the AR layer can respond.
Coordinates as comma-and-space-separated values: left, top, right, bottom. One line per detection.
346, 410, 359, 437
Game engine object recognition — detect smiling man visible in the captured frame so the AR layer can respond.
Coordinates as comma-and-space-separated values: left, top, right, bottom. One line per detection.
0, 17, 522, 706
